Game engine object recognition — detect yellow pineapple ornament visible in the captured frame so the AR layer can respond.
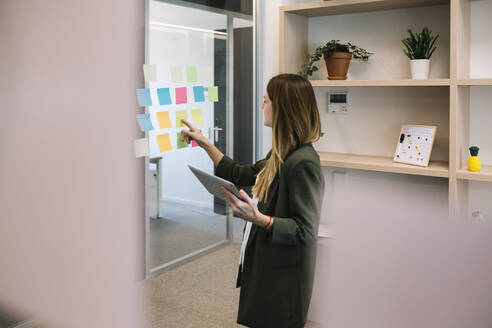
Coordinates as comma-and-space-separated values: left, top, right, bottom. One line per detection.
467, 146, 481, 172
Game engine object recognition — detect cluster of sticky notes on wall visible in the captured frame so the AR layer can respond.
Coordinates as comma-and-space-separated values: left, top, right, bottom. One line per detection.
136, 86, 219, 107
134, 64, 218, 158
137, 86, 219, 107
136, 109, 203, 133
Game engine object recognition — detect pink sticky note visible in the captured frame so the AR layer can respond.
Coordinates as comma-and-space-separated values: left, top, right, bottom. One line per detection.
175, 87, 187, 104
192, 129, 202, 147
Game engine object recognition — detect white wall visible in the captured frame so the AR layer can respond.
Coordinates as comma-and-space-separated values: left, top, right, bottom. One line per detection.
470, 0, 492, 78
258, 0, 310, 156
0, 1, 144, 327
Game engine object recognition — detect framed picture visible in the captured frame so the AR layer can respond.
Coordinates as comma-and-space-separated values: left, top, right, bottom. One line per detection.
393, 124, 437, 167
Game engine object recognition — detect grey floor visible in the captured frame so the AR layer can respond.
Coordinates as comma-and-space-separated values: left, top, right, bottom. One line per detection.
142, 242, 325, 328
151, 199, 246, 268
145, 199, 324, 327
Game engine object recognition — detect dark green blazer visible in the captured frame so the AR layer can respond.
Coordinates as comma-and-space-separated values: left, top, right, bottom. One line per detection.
215, 143, 325, 328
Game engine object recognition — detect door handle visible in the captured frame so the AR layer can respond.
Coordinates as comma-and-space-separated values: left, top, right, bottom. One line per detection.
213, 126, 223, 142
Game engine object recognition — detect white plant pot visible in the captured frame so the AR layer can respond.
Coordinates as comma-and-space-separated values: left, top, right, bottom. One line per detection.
410, 59, 430, 80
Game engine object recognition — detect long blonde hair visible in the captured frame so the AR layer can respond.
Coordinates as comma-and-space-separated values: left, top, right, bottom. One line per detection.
252, 74, 321, 202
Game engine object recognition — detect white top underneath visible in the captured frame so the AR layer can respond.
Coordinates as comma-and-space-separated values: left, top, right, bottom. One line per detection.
239, 192, 258, 272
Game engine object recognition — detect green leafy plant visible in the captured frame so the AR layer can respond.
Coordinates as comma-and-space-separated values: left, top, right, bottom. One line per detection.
401, 27, 439, 60
299, 40, 373, 78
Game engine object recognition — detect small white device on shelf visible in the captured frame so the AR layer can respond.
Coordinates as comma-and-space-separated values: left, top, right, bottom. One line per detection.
327, 92, 349, 114
394, 124, 436, 167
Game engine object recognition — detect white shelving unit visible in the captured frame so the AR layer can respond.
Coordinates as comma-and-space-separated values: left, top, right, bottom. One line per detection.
279, 0, 492, 216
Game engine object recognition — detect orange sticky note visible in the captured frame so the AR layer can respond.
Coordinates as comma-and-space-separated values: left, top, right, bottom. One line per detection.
156, 111, 172, 129
156, 133, 172, 152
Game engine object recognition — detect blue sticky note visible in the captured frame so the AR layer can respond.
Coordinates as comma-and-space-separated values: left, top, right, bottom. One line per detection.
136, 113, 154, 132
157, 88, 172, 105
136, 88, 152, 107
193, 86, 205, 102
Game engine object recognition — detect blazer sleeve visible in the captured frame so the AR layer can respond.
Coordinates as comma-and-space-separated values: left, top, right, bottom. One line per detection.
270, 160, 324, 245
215, 151, 271, 187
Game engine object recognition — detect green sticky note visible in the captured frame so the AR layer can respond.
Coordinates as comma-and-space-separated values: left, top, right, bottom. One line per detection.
208, 86, 218, 102
177, 132, 188, 149
175, 110, 188, 127
186, 66, 198, 83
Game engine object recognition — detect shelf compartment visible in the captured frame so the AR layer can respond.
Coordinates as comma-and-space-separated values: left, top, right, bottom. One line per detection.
310, 79, 451, 87
318, 152, 449, 178
456, 166, 492, 182
456, 79, 492, 86
280, 0, 449, 17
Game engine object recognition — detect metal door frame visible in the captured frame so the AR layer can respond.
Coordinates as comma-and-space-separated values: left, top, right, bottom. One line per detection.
144, 0, 258, 278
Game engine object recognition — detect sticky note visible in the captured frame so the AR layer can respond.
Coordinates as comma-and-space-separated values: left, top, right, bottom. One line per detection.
175, 110, 188, 127
191, 108, 204, 125
134, 138, 149, 158
175, 87, 187, 104
136, 113, 154, 132
193, 86, 205, 102
143, 64, 157, 82
157, 88, 172, 105
186, 66, 198, 83
171, 66, 183, 83
177, 132, 188, 149
156, 111, 172, 129
192, 129, 202, 147
156, 133, 172, 152
136, 88, 152, 107
208, 86, 218, 102
202, 66, 213, 82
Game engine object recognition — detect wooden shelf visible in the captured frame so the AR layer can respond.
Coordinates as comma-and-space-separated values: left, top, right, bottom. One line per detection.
456, 79, 492, 86
456, 166, 492, 182
280, 0, 449, 17
310, 79, 450, 87
318, 152, 449, 178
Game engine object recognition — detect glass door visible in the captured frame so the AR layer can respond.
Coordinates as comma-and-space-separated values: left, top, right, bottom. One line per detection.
145, 0, 255, 276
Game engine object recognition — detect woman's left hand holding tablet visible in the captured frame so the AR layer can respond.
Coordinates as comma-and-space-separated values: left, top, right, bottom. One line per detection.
219, 188, 268, 227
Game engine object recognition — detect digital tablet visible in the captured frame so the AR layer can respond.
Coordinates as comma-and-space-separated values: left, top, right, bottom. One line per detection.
188, 164, 245, 201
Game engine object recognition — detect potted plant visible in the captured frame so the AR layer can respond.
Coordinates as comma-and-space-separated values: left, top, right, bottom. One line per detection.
401, 27, 439, 79
299, 40, 373, 80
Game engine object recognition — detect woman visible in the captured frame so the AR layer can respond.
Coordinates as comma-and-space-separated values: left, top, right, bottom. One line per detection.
181, 73, 324, 328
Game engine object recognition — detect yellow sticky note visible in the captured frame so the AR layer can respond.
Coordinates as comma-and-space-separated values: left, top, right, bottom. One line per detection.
171, 66, 183, 83
202, 66, 213, 82
134, 138, 149, 158
190, 108, 204, 125
143, 64, 157, 82
156, 134, 172, 152
175, 110, 188, 127
208, 86, 218, 102
156, 111, 172, 129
